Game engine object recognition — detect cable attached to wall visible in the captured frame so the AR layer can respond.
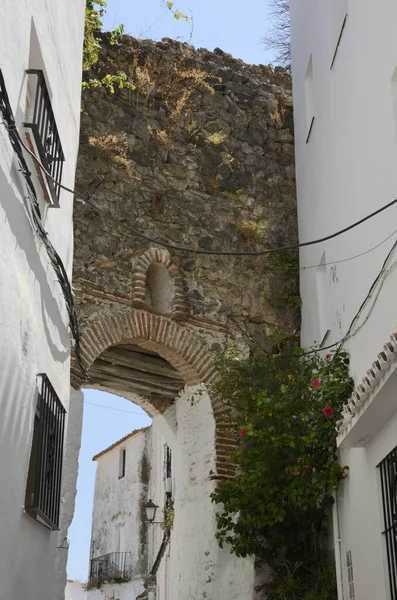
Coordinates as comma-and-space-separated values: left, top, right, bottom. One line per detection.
0, 68, 87, 379
12, 119, 397, 257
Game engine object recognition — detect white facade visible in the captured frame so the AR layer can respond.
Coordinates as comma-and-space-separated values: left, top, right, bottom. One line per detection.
290, 2, 397, 599
0, 2, 85, 600
86, 386, 255, 600
65, 580, 87, 600
88, 427, 151, 600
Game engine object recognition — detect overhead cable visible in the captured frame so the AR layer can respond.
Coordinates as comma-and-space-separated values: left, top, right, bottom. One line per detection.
13, 125, 397, 257
0, 68, 87, 378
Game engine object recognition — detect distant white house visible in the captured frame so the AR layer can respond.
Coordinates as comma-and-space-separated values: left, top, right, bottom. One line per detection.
0, 1, 84, 600
86, 426, 152, 600
290, 1, 397, 599
85, 389, 255, 600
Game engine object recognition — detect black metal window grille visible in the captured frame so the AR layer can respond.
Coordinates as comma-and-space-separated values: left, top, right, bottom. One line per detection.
346, 551, 355, 600
25, 374, 66, 529
165, 445, 172, 479
89, 552, 131, 585
379, 445, 397, 599
24, 69, 65, 206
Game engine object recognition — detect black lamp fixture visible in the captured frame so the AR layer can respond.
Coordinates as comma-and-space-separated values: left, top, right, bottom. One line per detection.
144, 499, 161, 524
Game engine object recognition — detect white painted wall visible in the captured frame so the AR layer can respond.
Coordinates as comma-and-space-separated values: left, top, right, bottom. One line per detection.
0, 1, 84, 599
150, 386, 255, 600
87, 386, 255, 600
290, 2, 397, 599
65, 580, 87, 600
88, 428, 151, 600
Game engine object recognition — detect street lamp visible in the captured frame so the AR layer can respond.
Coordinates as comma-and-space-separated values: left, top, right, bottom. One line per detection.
144, 499, 160, 524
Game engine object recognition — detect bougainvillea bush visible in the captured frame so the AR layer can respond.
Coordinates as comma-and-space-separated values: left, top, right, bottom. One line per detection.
211, 347, 353, 598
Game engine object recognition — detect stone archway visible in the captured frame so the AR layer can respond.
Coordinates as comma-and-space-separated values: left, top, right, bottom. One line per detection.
71, 309, 236, 478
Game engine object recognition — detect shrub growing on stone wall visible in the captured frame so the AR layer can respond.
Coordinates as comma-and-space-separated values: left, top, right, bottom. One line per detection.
211, 346, 353, 599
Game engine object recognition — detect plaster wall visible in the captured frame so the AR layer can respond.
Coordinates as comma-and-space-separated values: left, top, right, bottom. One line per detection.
335, 384, 397, 600
151, 386, 255, 600
88, 428, 151, 600
290, 2, 397, 599
65, 580, 87, 600
0, 2, 84, 599
290, 0, 397, 380
87, 385, 255, 600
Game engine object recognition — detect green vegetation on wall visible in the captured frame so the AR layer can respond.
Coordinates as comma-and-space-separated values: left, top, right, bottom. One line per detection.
212, 346, 353, 599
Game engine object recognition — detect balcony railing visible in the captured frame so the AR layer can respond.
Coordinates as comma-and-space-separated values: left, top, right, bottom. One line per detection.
89, 552, 132, 586
24, 69, 65, 207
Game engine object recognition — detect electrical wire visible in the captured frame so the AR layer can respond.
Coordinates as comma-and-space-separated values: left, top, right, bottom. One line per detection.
4, 70, 397, 372
299, 238, 397, 357
84, 399, 151, 416
0, 69, 87, 378
12, 123, 397, 257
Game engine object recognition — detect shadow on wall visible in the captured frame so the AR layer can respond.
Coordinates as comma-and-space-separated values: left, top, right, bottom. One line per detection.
0, 163, 70, 365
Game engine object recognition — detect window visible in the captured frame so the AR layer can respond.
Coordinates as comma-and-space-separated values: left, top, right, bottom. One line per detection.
119, 448, 126, 479
164, 445, 172, 496
23, 69, 64, 207
346, 551, 356, 600
164, 445, 172, 479
25, 374, 66, 530
391, 67, 397, 143
378, 445, 397, 599
304, 55, 315, 143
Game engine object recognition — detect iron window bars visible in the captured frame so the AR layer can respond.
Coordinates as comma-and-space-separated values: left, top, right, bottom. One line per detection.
379, 445, 397, 600
89, 552, 132, 585
25, 374, 66, 530
23, 69, 64, 206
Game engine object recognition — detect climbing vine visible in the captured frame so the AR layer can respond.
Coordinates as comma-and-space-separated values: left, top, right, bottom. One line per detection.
83, 0, 190, 92
211, 346, 353, 599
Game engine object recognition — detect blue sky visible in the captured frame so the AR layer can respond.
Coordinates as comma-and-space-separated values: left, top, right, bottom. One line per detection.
67, 0, 275, 582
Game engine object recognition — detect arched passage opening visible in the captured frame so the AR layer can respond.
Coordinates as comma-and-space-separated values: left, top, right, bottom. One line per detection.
69, 310, 247, 598
71, 310, 232, 474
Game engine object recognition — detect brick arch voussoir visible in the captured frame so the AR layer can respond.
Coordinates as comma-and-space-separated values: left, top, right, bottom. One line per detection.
71, 309, 236, 477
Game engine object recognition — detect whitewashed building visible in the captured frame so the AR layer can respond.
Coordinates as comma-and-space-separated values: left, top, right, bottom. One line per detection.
65, 580, 87, 600
290, 1, 397, 599
0, 1, 85, 599
87, 426, 152, 600
84, 389, 255, 600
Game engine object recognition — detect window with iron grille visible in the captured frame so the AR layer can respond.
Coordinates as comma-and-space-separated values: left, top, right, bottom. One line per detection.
165, 445, 172, 479
23, 69, 64, 207
378, 445, 397, 599
346, 551, 356, 600
25, 374, 66, 530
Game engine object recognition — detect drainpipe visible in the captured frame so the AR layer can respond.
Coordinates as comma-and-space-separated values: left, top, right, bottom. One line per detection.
333, 494, 344, 600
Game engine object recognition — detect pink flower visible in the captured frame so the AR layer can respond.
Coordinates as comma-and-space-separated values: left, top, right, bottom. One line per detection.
325, 353, 332, 360
342, 471, 348, 479
322, 405, 334, 419
311, 378, 321, 389
240, 429, 247, 437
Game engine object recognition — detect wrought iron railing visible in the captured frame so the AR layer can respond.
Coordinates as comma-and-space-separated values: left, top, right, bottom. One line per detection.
89, 552, 132, 585
25, 374, 66, 529
24, 69, 64, 206
379, 445, 397, 599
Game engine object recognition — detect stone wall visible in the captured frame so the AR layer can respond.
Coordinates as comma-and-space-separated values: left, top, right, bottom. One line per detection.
74, 34, 298, 348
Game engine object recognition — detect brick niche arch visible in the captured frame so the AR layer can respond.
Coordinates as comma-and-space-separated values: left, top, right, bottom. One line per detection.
71, 310, 235, 478
131, 247, 186, 320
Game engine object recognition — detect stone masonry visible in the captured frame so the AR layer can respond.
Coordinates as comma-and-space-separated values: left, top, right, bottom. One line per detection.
72, 34, 298, 478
